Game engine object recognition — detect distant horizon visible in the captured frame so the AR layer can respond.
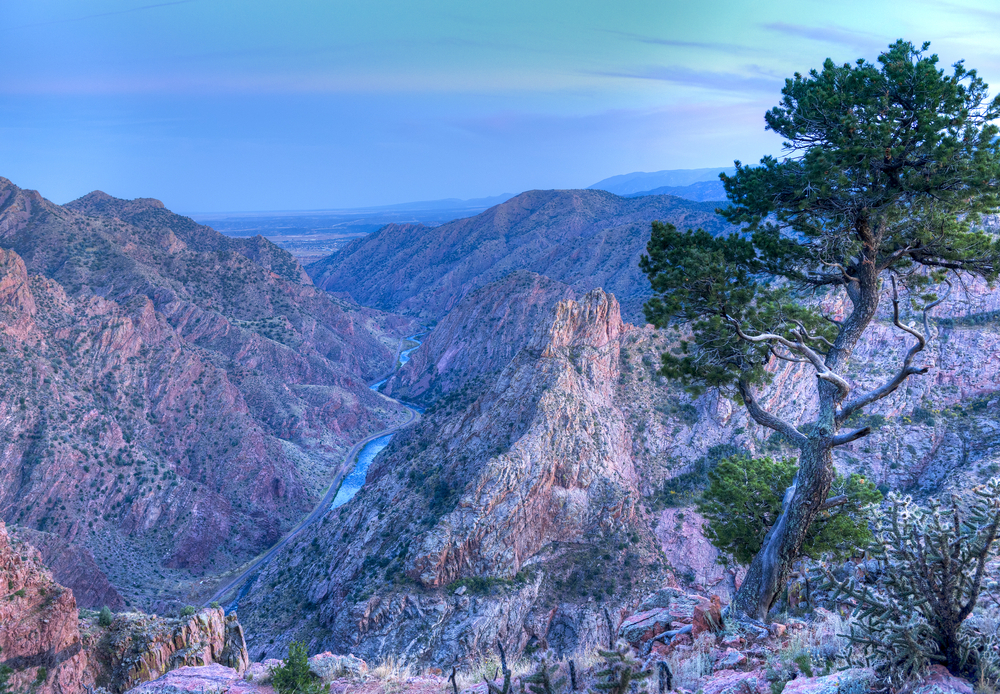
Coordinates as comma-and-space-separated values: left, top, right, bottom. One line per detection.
4, 2, 1000, 211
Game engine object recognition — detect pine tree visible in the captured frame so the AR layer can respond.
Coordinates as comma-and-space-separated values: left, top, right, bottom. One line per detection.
643, 39, 1000, 621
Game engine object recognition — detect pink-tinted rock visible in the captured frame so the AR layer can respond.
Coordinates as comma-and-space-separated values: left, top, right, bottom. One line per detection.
781, 669, 876, 694
716, 649, 747, 669
913, 665, 974, 694
769, 623, 787, 638
700, 669, 769, 694
127, 663, 257, 694
0, 522, 89, 694
307, 652, 368, 681
618, 608, 673, 645
721, 635, 746, 649
693, 595, 724, 635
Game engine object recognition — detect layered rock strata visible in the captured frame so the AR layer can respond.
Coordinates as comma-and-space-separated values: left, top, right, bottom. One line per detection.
0, 520, 251, 694
240, 267, 1000, 664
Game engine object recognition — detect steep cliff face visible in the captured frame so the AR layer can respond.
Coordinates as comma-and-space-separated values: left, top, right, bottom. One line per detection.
0, 521, 88, 694
238, 290, 672, 664
308, 189, 734, 322
383, 271, 575, 404
0, 520, 251, 694
0, 177, 414, 610
9, 527, 124, 610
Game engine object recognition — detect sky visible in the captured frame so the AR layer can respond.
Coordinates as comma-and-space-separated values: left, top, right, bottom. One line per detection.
3, 1, 1000, 212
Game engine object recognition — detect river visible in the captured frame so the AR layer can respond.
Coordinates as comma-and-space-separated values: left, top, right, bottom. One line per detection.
209, 330, 426, 609
330, 332, 426, 509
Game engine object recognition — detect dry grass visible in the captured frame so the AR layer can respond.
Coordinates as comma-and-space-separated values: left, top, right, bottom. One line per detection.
454, 653, 536, 691
369, 655, 415, 691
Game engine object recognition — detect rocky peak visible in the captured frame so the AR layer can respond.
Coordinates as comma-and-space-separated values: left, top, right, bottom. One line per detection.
65, 191, 166, 217
385, 270, 575, 403
534, 288, 624, 356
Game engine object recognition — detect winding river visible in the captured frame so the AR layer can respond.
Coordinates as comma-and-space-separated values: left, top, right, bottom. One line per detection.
332, 333, 427, 507
206, 331, 425, 609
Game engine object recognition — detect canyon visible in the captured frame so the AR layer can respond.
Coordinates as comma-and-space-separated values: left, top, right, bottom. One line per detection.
0, 178, 414, 612
1, 176, 999, 691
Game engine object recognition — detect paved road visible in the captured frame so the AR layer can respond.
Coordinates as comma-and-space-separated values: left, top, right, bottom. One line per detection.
202, 341, 420, 608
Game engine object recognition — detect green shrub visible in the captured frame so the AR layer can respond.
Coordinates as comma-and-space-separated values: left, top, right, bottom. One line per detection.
697, 454, 881, 565
590, 645, 650, 694
98, 606, 113, 627
179, 605, 197, 617
271, 642, 327, 694
0, 664, 12, 694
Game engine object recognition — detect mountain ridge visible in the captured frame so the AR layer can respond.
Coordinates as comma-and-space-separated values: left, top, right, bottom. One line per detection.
307, 188, 735, 323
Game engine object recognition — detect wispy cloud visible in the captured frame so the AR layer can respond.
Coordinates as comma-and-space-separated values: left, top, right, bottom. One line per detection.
607, 31, 765, 58
763, 22, 890, 54
595, 65, 781, 96
4, 0, 200, 32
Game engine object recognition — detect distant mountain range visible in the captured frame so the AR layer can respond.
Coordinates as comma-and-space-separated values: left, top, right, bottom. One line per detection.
588, 167, 733, 196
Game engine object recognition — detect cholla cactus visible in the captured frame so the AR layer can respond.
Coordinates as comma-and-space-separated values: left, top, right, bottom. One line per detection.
522, 658, 567, 694
589, 645, 650, 694
828, 477, 1000, 686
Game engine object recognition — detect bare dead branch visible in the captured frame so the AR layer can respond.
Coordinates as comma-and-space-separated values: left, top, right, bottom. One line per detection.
831, 426, 872, 446
737, 378, 808, 445
837, 276, 932, 424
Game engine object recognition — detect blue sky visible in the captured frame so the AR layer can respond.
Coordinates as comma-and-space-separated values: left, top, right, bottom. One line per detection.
2, 0, 1000, 212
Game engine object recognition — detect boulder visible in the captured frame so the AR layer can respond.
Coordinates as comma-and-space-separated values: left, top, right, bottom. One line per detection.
701, 669, 769, 694
126, 664, 255, 694
244, 660, 282, 683
307, 652, 368, 681
639, 588, 703, 623
721, 635, 746, 649
617, 608, 673, 646
692, 595, 724, 635
769, 622, 787, 638
912, 665, 974, 694
781, 668, 876, 694
716, 649, 747, 669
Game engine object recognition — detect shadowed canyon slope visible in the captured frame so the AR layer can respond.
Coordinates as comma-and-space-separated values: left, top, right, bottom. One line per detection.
0, 177, 415, 610
307, 189, 734, 322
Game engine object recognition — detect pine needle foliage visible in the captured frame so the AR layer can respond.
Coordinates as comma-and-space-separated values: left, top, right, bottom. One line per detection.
271, 642, 329, 694
698, 454, 881, 565
829, 478, 1000, 686
589, 645, 650, 694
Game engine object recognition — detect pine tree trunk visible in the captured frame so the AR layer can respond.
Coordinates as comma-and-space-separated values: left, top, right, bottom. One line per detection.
728, 437, 835, 621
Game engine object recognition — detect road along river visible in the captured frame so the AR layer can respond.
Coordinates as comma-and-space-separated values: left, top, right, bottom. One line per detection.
203, 332, 425, 609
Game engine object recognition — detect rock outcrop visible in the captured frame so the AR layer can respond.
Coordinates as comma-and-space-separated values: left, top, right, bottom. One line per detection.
240, 259, 1000, 666
238, 289, 670, 664
10, 526, 124, 610
308, 189, 735, 322
383, 271, 575, 404
91, 609, 248, 692
0, 520, 251, 694
0, 521, 88, 694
